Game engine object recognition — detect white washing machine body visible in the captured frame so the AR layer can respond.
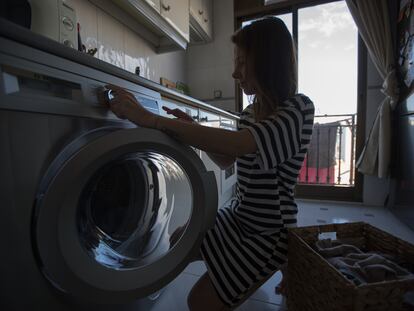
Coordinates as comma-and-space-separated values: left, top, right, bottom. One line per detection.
0, 20, 217, 310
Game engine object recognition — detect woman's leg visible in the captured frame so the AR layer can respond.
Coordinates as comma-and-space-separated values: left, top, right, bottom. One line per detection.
187, 273, 230, 311
188, 270, 277, 311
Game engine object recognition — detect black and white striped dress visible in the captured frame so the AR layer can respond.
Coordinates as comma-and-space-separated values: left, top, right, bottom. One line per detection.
200, 94, 314, 306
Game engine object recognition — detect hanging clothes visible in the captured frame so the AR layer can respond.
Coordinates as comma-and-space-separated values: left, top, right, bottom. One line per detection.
299, 122, 340, 184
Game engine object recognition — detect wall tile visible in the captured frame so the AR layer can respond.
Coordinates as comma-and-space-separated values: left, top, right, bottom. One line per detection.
124, 26, 144, 75
188, 67, 215, 99
156, 51, 187, 84
97, 9, 125, 69
71, 0, 98, 55
187, 42, 215, 70
70, 1, 186, 85
139, 43, 159, 81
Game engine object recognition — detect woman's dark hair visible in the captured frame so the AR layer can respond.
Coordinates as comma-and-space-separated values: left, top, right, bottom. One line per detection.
232, 16, 297, 119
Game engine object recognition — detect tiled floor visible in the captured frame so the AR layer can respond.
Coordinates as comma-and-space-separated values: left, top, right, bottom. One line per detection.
152, 200, 414, 310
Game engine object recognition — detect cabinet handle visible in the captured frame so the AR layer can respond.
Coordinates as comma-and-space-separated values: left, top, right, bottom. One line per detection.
162, 3, 171, 11
198, 9, 203, 15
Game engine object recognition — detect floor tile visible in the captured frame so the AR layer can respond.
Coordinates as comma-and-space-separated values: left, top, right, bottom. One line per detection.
236, 297, 286, 310
150, 273, 199, 311
155, 271, 285, 311
183, 261, 207, 277
360, 207, 414, 243
297, 200, 414, 243
249, 271, 284, 305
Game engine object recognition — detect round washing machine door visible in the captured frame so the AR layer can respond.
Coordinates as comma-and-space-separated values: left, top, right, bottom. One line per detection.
33, 127, 217, 303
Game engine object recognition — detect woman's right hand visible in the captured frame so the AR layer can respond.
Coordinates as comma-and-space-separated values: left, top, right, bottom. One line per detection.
162, 106, 194, 123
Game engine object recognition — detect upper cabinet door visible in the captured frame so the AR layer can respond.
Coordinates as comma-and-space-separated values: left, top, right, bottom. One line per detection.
103, 0, 188, 52
189, 0, 212, 42
201, 0, 212, 39
144, 0, 160, 12
190, 0, 203, 27
160, 0, 190, 41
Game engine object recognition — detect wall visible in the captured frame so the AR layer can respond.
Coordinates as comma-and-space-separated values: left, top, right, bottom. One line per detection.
186, 0, 236, 112
71, 0, 187, 85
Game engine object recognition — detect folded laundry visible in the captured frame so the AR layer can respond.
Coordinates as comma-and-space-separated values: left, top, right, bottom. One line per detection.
315, 239, 414, 285
316, 239, 362, 257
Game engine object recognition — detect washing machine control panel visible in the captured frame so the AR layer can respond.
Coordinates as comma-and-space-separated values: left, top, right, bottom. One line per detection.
84, 83, 160, 116
0, 57, 161, 119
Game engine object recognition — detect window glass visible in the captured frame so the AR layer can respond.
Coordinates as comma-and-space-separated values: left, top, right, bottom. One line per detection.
298, 2, 358, 186
298, 2, 358, 115
77, 152, 193, 270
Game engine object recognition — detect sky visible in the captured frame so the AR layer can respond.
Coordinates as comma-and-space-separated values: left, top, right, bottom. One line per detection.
243, 2, 358, 117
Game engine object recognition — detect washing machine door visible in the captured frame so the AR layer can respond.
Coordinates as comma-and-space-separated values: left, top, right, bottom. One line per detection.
33, 127, 217, 303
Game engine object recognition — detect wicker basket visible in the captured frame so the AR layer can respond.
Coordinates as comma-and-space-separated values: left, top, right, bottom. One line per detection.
287, 222, 414, 311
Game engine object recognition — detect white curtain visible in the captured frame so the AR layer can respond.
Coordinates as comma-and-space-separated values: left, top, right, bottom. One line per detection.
345, 0, 399, 178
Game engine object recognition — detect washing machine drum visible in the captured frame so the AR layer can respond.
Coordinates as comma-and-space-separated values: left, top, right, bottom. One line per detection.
33, 127, 217, 303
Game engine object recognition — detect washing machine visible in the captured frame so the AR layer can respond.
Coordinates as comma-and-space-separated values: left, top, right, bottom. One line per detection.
0, 19, 217, 310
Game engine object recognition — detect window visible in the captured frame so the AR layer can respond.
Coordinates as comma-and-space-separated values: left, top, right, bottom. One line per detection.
237, 0, 365, 201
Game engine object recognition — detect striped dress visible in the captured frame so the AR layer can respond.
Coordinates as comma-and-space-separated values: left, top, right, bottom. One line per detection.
200, 93, 315, 306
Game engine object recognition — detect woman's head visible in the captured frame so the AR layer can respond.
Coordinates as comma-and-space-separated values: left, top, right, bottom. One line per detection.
232, 17, 297, 118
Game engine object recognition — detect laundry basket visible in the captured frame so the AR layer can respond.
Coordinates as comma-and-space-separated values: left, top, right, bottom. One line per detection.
287, 222, 414, 311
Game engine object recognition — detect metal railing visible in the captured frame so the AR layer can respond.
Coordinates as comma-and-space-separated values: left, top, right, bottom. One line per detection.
298, 114, 357, 186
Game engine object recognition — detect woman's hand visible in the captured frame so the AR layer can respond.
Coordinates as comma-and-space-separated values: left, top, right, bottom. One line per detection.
162, 106, 194, 123
98, 84, 158, 128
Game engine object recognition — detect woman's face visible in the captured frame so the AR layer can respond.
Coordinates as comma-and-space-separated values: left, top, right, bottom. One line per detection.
232, 47, 256, 95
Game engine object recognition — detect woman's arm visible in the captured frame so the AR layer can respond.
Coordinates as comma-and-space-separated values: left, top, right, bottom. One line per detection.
153, 116, 255, 157
101, 85, 257, 157
160, 106, 236, 168
161, 106, 235, 170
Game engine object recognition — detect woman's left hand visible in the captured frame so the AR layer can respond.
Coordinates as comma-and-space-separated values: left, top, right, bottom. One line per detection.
98, 84, 158, 128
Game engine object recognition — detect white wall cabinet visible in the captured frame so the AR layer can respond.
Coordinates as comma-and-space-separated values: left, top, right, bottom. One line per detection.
144, 0, 160, 12
160, 0, 190, 42
200, 0, 213, 39
92, 0, 189, 52
189, 0, 213, 43
190, 0, 203, 27
92, 0, 209, 51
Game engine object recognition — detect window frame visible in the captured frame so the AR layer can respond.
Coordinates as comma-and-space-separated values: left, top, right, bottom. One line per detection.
235, 0, 366, 202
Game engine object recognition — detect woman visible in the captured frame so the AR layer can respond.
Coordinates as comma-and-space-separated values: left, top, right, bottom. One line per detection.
99, 17, 314, 310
